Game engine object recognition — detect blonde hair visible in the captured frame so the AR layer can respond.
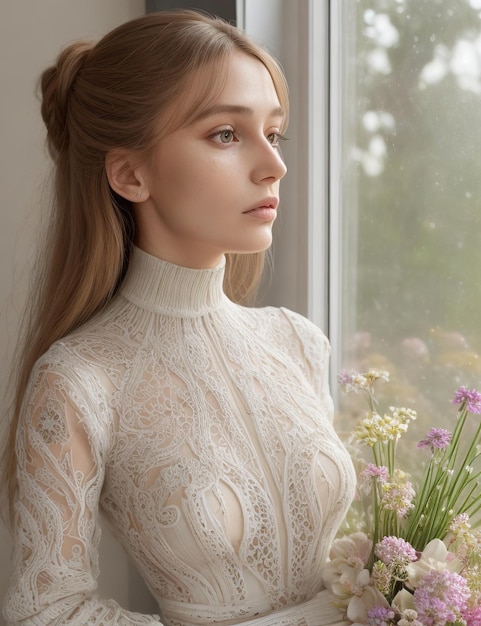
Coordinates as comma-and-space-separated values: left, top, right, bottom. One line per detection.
1, 10, 289, 519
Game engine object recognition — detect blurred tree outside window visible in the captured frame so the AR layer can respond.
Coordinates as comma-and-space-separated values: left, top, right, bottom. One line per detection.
336, 0, 481, 444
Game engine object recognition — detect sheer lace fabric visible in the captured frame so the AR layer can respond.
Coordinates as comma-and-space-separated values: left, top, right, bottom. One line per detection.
4, 248, 356, 626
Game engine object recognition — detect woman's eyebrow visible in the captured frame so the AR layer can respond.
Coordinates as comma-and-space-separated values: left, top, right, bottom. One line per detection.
196, 104, 285, 120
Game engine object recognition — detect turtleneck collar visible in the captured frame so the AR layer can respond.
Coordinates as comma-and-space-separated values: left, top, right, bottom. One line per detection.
120, 247, 227, 317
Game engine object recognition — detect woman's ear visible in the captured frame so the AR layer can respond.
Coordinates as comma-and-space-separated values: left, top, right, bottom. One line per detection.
105, 149, 148, 203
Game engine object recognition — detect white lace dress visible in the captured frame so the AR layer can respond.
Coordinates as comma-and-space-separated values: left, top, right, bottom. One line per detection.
3, 247, 356, 626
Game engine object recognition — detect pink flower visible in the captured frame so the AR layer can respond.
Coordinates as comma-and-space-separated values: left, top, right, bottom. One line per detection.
463, 606, 481, 626
359, 464, 389, 494
361, 464, 389, 481
381, 472, 416, 518
366, 605, 395, 626
453, 386, 481, 414
338, 369, 354, 386
375, 536, 417, 566
417, 428, 452, 451
450, 513, 470, 531
413, 570, 470, 626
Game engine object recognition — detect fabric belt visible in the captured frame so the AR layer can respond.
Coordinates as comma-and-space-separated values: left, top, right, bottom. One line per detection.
230, 591, 348, 626
161, 590, 349, 626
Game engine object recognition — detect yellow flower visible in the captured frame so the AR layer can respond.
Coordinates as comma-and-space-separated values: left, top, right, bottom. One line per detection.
353, 407, 416, 446
464, 563, 481, 606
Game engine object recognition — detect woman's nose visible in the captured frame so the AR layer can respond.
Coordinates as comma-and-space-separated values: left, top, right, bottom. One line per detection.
252, 140, 287, 184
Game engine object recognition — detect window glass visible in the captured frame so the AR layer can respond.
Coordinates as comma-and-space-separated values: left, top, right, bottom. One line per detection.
336, 0, 481, 438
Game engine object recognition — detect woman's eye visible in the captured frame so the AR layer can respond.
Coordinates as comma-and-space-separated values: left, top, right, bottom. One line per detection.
267, 132, 285, 147
212, 129, 236, 144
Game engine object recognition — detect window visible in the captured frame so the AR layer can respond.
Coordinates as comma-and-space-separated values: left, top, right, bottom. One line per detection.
333, 0, 481, 432
244, 0, 481, 433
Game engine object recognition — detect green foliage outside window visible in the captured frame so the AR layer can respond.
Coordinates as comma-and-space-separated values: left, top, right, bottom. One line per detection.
339, 0, 481, 444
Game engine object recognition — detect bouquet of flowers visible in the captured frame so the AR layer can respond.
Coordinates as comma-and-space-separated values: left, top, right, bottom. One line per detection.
323, 369, 481, 626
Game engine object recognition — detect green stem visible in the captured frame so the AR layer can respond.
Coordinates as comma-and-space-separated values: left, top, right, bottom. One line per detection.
406, 456, 446, 544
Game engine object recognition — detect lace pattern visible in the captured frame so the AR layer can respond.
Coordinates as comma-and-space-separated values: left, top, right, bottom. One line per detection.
4, 248, 356, 626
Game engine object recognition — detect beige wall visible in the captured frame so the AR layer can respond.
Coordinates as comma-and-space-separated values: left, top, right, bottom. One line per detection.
0, 1, 160, 622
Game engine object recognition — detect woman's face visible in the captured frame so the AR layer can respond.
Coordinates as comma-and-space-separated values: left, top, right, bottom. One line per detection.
133, 50, 287, 268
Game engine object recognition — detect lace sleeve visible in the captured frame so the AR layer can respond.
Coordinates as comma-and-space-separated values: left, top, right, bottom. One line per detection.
3, 355, 162, 626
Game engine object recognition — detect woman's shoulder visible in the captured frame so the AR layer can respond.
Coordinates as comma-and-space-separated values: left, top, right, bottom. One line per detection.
233, 304, 331, 384
279, 306, 328, 339
37, 301, 138, 374
28, 313, 130, 414
30, 333, 113, 402
241, 303, 330, 351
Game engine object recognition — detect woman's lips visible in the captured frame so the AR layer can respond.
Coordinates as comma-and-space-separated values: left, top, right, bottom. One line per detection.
244, 206, 277, 220
243, 198, 279, 220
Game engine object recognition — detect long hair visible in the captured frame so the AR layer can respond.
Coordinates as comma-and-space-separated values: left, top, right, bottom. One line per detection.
1, 10, 289, 519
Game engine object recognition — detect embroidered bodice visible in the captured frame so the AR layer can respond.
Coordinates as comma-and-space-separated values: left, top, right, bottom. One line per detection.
4, 248, 356, 626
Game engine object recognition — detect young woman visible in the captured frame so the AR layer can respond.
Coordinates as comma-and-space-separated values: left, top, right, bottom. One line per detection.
2, 10, 355, 626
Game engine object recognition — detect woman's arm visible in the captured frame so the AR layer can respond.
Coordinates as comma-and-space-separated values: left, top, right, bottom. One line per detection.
3, 360, 162, 626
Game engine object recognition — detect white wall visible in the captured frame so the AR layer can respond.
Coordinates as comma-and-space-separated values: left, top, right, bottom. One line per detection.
0, 1, 159, 622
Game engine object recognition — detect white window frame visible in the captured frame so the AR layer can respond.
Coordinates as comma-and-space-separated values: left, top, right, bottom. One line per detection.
239, 0, 339, 381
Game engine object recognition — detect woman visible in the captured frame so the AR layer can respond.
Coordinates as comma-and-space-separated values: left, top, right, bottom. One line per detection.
2, 10, 356, 626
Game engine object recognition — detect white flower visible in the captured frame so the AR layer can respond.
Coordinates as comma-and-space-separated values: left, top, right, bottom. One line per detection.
322, 533, 373, 608
392, 591, 424, 626
322, 557, 369, 606
329, 532, 373, 564
405, 538, 461, 588
392, 589, 415, 612
346, 584, 391, 625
